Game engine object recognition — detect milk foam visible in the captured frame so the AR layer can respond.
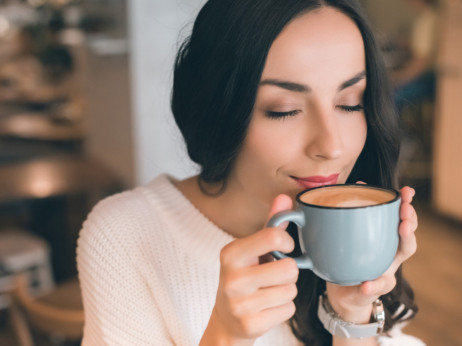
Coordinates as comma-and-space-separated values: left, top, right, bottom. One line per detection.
300, 185, 395, 207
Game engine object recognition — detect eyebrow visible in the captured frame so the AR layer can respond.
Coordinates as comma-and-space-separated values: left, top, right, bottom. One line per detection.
338, 71, 367, 91
259, 79, 311, 92
259, 70, 367, 93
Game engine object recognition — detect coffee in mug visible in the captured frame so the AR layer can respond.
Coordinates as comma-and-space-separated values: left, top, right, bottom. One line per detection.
267, 184, 400, 285
299, 185, 397, 208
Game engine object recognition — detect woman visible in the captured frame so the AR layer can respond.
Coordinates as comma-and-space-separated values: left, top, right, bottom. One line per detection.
77, 0, 423, 345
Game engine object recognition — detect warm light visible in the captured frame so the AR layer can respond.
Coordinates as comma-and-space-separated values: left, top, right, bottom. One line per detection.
25, 163, 60, 198
29, 175, 56, 198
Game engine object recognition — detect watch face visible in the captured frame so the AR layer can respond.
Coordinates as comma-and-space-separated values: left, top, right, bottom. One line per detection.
373, 299, 385, 332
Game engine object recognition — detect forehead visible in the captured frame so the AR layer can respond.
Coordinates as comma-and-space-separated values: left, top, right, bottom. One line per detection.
262, 7, 366, 88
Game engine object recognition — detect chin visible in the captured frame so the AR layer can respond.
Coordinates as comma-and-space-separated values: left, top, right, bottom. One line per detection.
286, 188, 301, 201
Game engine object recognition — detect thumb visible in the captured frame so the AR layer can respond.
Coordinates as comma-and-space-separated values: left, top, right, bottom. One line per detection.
266, 194, 293, 226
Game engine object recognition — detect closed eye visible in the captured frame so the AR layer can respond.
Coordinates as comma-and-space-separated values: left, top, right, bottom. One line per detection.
266, 110, 301, 119
338, 104, 364, 112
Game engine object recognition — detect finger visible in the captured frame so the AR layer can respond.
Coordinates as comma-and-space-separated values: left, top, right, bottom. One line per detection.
221, 194, 294, 268
410, 206, 418, 230
361, 273, 396, 297
243, 302, 296, 338
400, 202, 413, 221
326, 283, 374, 312
260, 301, 296, 326
231, 284, 297, 317
361, 273, 397, 297
397, 219, 418, 259
244, 258, 299, 292
382, 219, 417, 275
265, 194, 293, 227
360, 281, 375, 296
400, 203, 418, 231
225, 258, 298, 296
400, 186, 415, 204
221, 227, 295, 268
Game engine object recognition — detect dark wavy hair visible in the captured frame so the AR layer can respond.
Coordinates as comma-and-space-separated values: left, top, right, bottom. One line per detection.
171, 0, 417, 344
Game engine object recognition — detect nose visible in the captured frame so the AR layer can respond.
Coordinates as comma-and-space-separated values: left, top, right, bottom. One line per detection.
305, 109, 343, 160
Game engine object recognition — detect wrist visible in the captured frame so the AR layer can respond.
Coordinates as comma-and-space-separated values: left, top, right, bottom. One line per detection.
200, 309, 254, 346
329, 299, 374, 324
318, 293, 385, 339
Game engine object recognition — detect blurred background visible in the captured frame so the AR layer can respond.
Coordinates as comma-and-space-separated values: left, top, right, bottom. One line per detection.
0, 0, 460, 345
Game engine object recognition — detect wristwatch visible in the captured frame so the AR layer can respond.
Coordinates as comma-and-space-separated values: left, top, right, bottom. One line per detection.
317, 292, 385, 339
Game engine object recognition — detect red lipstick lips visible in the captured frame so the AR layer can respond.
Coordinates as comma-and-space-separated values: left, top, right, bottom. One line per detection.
291, 173, 339, 190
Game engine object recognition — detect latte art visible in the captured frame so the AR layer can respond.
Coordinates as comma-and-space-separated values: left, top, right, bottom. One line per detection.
299, 185, 396, 208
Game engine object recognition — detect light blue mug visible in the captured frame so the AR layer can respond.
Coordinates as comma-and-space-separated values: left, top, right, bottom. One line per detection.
267, 184, 401, 286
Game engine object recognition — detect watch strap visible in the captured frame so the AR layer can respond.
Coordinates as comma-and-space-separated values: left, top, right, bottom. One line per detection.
318, 293, 384, 339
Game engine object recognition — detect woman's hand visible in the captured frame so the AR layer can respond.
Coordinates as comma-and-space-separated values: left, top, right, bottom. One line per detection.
326, 186, 418, 323
200, 195, 299, 345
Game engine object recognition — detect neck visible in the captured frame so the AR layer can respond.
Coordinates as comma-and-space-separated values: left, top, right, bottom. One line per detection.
174, 176, 270, 238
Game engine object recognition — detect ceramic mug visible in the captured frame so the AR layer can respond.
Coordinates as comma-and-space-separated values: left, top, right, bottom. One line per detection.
267, 184, 401, 286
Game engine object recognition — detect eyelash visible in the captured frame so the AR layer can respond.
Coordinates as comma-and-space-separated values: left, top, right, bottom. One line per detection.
265, 104, 364, 119
266, 110, 301, 119
338, 104, 365, 112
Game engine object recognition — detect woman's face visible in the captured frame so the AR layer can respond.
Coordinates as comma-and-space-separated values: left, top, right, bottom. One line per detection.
229, 7, 368, 203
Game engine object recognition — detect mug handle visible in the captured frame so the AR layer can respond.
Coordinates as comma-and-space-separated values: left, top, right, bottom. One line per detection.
267, 209, 313, 269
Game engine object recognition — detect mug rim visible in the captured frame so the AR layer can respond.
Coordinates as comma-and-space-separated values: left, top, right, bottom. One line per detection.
295, 184, 400, 209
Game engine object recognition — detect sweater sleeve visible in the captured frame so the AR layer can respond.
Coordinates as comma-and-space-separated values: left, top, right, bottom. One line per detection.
77, 192, 174, 346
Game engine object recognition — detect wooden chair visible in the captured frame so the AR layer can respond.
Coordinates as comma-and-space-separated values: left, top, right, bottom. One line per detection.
9, 275, 84, 346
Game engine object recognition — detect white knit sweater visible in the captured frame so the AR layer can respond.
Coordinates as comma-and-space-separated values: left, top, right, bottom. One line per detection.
77, 175, 425, 346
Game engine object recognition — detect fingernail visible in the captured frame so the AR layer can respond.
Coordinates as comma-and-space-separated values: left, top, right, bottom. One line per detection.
277, 221, 289, 229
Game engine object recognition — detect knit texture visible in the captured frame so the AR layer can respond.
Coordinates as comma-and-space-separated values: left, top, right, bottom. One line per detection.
77, 174, 424, 345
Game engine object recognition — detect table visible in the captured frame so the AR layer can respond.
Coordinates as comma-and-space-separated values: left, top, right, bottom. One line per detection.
0, 112, 83, 142
0, 155, 122, 203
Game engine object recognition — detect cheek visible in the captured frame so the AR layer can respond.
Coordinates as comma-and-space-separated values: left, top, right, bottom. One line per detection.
245, 119, 302, 166
242, 127, 281, 169
236, 121, 295, 181
344, 115, 368, 158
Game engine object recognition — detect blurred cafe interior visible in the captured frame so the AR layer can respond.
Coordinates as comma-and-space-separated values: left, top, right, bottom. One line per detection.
0, 0, 461, 345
